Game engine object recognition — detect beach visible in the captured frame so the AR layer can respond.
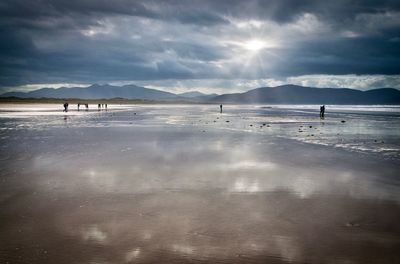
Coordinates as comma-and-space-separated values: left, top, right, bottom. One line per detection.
1, 104, 400, 263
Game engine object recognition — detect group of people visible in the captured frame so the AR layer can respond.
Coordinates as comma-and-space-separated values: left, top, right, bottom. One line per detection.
65, 102, 325, 118
98, 103, 108, 110
64, 102, 108, 112
77, 103, 89, 111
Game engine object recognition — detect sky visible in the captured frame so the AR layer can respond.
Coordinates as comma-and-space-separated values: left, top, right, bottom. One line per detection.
0, 0, 400, 94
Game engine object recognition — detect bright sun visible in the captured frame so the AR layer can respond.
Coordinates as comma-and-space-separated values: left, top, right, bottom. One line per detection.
243, 39, 266, 51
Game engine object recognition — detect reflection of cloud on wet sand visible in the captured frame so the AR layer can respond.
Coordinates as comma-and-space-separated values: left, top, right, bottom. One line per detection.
2, 107, 399, 263
125, 247, 141, 262
221, 160, 277, 170
231, 177, 260, 192
46, 191, 400, 263
82, 225, 108, 244
30, 129, 399, 201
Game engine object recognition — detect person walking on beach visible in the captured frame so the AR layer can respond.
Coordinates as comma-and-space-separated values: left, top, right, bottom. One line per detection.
98, 103, 101, 111
220, 104, 223, 113
320, 105, 325, 118
85, 103, 89, 111
77, 103, 80, 111
63, 102, 69, 112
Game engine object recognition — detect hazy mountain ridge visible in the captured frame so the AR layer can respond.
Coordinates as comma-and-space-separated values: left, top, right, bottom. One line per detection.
1, 84, 400, 104
211, 85, 400, 104
1, 84, 178, 100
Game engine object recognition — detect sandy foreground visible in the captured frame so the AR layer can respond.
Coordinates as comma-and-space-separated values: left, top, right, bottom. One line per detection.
0, 104, 400, 263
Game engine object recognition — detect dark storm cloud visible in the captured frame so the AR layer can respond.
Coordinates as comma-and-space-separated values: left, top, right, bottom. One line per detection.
0, 0, 399, 89
271, 35, 400, 77
2, 0, 399, 23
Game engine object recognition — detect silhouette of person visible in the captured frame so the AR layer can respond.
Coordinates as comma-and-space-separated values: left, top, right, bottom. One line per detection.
320, 105, 325, 118
220, 104, 223, 113
77, 103, 80, 111
63, 102, 69, 112
98, 103, 101, 111
85, 103, 89, 111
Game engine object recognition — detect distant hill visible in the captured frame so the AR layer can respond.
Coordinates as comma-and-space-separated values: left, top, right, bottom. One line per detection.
1, 84, 178, 100
1, 84, 400, 104
210, 85, 400, 104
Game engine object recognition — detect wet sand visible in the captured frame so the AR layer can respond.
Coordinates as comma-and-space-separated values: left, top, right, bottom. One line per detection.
1, 104, 400, 263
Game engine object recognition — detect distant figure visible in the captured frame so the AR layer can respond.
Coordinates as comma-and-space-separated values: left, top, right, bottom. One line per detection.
85, 104, 89, 111
63, 102, 69, 112
220, 104, 223, 113
320, 105, 325, 118
98, 103, 101, 110
105, 104, 108, 110
77, 103, 80, 111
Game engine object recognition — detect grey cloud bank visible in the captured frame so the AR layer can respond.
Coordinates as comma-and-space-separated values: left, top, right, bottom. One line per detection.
0, 0, 399, 92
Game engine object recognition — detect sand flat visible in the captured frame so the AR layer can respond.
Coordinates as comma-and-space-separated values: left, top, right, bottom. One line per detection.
0, 104, 400, 263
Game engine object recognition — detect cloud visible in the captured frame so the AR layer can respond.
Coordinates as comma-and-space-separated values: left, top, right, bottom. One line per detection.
0, 0, 399, 90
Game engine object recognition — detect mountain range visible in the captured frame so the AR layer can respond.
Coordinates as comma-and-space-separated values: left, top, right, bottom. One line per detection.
211, 85, 400, 104
1, 84, 177, 100
1, 84, 400, 104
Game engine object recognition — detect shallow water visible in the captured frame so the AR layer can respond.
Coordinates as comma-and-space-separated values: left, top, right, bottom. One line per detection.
0, 104, 400, 263
2, 103, 399, 158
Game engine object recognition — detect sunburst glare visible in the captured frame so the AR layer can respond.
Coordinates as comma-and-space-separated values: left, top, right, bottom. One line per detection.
243, 39, 267, 51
